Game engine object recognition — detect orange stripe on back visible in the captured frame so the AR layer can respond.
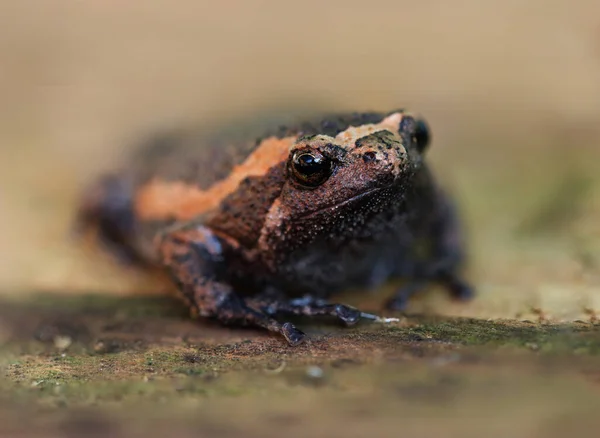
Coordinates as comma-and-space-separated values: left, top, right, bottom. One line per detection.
134, 135, 297, 221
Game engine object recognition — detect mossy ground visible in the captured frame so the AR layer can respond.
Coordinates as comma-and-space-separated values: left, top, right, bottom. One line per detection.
2, 293, 600, 437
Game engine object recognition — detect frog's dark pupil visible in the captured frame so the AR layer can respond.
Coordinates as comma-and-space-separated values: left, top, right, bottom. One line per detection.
296, 154, 324, 174
291, 152, 331, 187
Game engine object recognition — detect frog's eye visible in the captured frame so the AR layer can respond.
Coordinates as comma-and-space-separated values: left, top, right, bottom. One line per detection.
399, 116, 430, 153
290, 150, 332, 187
414, 119, 430, 153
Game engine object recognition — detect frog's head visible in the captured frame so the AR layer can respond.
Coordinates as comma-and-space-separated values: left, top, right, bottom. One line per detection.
280, 111, 429, 218
260, 111, 431, 250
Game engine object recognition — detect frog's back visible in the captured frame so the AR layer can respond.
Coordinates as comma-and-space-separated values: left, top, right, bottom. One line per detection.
126, 111, 396, 225
126, 111, 391, 191
79, 110, 405, 264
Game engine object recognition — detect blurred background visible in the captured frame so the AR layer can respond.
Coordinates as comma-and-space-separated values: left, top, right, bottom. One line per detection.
1, 0, 599, 320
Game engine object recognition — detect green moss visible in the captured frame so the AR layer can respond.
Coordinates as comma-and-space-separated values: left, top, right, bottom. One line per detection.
394, 317, 599, 353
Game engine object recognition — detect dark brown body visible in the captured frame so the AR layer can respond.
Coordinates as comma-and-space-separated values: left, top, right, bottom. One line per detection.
77, 110, 473, 345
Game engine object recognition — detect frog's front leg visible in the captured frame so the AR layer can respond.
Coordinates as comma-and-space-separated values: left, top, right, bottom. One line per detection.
387, 192, 475, 311
157, 225, 306, 346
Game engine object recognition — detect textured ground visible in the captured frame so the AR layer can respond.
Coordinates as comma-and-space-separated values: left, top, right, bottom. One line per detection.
1, 294, 600, 437
1, 1, 600, 437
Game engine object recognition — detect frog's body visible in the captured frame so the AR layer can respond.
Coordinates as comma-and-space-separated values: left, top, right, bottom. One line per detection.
77, 110, 473, 345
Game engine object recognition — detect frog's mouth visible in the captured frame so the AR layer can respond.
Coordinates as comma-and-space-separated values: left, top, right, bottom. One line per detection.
297, 186, 385, 220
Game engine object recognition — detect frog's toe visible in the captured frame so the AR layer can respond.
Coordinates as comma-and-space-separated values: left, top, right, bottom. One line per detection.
281, 322, 306, 346
386, 281, 426, 311
334, 304, 361, 326
449, 281, 475, 302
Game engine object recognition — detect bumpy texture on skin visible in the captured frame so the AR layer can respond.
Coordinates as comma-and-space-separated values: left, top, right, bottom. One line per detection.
134, 136, 297, 222
77, 109, 474, 345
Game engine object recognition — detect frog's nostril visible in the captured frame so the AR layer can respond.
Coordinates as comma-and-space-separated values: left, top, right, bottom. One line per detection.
362, 152, 377, 163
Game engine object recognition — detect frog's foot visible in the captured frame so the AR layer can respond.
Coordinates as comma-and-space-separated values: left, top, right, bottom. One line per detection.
248, 295, 385, 327
385, 281, 428, 311
158, 224, 307, 346
74, 174, 141, 266
213, 294, 307, 346
442, 274, 475, 302
386, 274, 474, 311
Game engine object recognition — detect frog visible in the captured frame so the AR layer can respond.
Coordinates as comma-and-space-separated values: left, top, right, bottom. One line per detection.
76, 109, 474, 346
